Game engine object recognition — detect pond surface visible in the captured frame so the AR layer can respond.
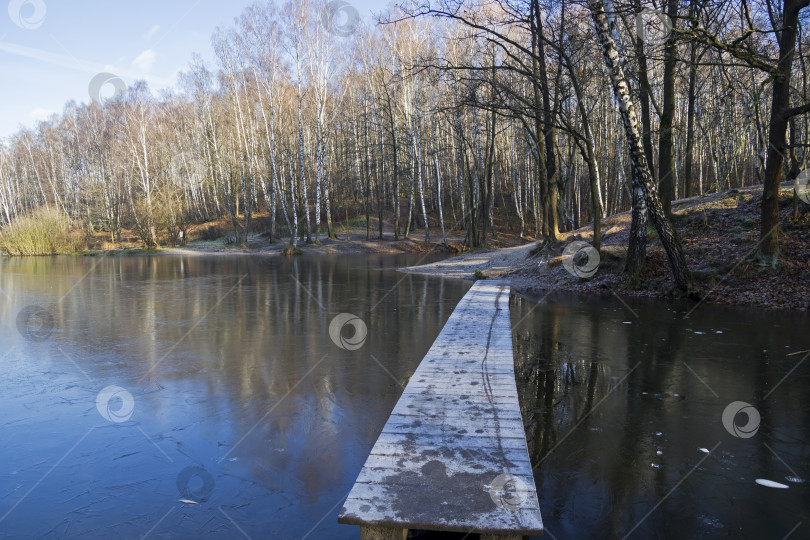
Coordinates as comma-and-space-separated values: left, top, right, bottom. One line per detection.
0, 254, 808, 539
0, 253, 468, 539
512, 292, 810, 539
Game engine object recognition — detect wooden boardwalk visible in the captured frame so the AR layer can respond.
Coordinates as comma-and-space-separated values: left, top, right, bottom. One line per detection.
339, 281, 543, 539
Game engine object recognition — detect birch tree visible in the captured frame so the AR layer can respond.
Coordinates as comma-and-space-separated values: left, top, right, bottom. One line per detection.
588, 0, 690, 289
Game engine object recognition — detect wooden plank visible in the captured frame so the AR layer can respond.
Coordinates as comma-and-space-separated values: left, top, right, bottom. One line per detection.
382, 416, 526, 439
408, 373, 517, 385
345, 477, 539, 506
390, 398, 523, 419
367, 430, 529, 454
343, 484, 541, 535
359, 448, 532, 476
339, 281, 543, 536
366, 432, 529, 457
401, 384, 518, 396
398, 388, 520, 404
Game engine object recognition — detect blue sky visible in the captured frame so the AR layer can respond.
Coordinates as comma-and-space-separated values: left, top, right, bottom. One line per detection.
0, 0, 381, 138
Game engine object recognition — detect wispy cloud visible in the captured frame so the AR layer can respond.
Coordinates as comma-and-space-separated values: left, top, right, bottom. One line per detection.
0, 41, 172, 89
144, 25, 161, 41
132, 49, 157, 73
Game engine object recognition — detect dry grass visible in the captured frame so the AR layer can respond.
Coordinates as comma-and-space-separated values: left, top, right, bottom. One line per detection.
0, 207, 86, 256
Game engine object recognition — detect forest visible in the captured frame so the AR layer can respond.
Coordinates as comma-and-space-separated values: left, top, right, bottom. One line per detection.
1, 0, 808, 290
2, 3, 809, 538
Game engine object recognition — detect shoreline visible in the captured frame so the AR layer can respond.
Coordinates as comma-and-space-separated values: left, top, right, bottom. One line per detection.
402, 187, 809, 312
4, 187, 807, 312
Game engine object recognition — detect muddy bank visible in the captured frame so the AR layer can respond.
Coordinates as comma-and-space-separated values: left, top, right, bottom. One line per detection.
160, 234, 462, 256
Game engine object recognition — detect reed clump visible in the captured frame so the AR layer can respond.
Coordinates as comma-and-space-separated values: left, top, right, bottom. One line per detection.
0, 207, 86, 256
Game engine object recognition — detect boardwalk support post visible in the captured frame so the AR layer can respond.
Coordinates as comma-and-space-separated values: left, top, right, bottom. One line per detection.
359, 526, 408, 540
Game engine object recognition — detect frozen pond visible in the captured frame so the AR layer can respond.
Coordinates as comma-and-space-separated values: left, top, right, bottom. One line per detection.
512, 292, 810, 539
0, 254, 467, 539
1, 254, 808, 539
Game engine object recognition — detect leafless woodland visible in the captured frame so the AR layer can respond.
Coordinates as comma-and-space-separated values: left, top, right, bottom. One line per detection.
1, 0, 808, 287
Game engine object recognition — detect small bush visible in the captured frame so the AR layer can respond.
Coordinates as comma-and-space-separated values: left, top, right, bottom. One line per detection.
0, 207, 86, 256
474, 269, 487, 280
281, 245, 302, 256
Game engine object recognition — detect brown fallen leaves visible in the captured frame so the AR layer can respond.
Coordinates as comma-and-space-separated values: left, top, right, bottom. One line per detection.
516, 187, 809, 311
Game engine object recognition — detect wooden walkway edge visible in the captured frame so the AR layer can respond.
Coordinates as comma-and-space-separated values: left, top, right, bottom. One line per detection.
339, 281, 543, 539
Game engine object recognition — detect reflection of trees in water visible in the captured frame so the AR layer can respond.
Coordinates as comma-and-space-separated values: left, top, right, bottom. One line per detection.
511, 294, 695, 537
513, 296, 614, 468
2, 254, 463, 399
511, 293, 810, 538
0, 254, 470, 536
7, 257, 808, 536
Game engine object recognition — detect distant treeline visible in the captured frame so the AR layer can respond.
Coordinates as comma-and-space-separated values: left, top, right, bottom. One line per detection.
0, 1, 807, 280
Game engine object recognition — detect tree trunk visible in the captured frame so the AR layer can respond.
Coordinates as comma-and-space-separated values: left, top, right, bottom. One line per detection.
530, 0, 550, 243
315, 116, 323, 243
759, 0, 807, 262
415, 116, 429, 242
565, 48, 604, 250
432, 112, 447, 244
632, 0, 657, 174
658, 0, 679, 217
589, 0, 691, 289
297, 91, 311, 243
389, 94, 401, 240
684, 20, 698, 199
404, 120, 416, 238
532, 0, 559, 241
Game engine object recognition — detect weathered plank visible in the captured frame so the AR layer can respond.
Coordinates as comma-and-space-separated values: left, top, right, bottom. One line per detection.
339, 281, 544, 537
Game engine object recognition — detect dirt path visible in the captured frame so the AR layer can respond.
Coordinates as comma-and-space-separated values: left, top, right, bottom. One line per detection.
163, 233, 464, 257
402, 187, 810, 311
399, 243, 537, 279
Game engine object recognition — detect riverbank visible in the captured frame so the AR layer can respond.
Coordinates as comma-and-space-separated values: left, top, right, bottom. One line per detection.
403, 187, 810, 311
80, 213, 526, 257
161, 234, 460, 256
32, 187, 810, 311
